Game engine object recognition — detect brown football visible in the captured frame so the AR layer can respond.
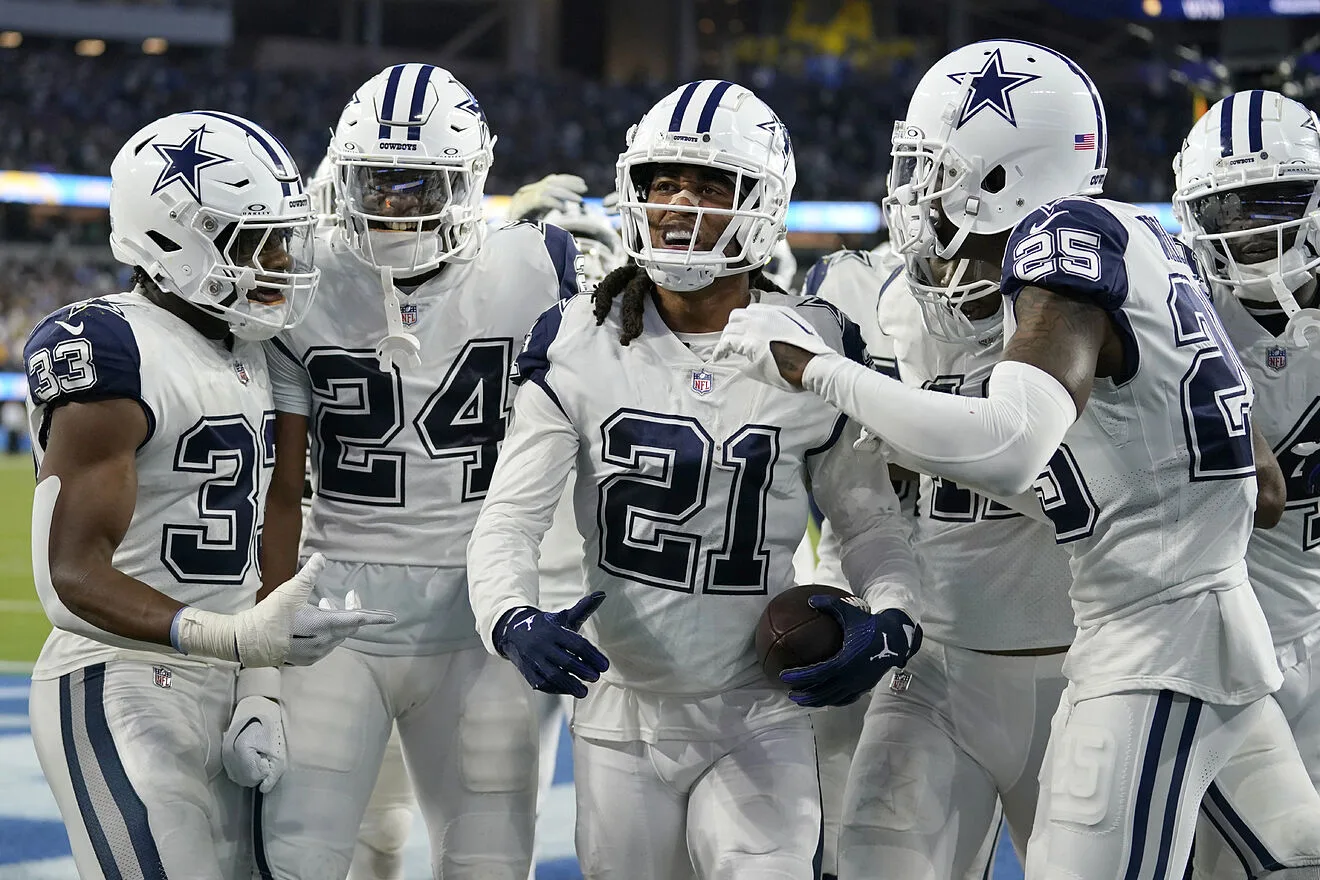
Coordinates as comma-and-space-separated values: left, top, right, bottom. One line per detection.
755, 584, 852, 683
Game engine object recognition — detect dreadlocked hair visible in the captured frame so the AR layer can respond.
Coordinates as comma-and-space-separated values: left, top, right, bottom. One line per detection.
591, 262, 786, 346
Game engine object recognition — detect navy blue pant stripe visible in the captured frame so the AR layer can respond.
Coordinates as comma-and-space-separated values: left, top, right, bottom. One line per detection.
811, 742, 824, 880
253, 790, 275, 880
60, 668, 123, 880
378, 64, 407, 140
83, 664, 168, 879
1151, 696, 1202, 878
1220, 94, 1237, 157
979, 818, 1001, 880
696, 81, 734, 132
1206, 781, 1287, 872
1247, 90, 1264, 153
1201, 797, 1256, 877
668, 81, 702, 131
407, 64, 436, 140
1122, 690, 1175, 880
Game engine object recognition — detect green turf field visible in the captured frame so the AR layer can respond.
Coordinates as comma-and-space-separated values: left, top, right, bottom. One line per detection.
0, 454, 43, 663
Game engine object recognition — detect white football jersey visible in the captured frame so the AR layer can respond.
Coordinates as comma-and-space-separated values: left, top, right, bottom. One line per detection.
803, 245, 915, 513
268, 222, 580, 654
1002, 197, 1278, 703
873, 280, 1077, 652
1211, 289, 1320, 648
478, 288, 905, 740
26, 292, 273, 678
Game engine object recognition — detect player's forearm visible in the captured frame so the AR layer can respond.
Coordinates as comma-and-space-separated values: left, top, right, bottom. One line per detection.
803, 353, 1076, 497
260, 482, 304, 596
48, 564, 184, 647
468, 513, 547, 655
809, 423, 921, 616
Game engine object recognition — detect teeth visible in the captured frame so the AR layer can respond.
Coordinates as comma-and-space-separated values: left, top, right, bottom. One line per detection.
664, 229, 693, 244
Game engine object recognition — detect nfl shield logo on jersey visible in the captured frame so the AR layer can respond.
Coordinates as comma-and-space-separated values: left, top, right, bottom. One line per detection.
233, 361, 250, 384
152, 665, 172, 689
1267, 346, 1288, 372
692, 369, 714, 395
400, 303, 419, 327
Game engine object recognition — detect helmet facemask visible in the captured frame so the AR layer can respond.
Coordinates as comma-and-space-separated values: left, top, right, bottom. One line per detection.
618, 154, 788, 293
1180, 178, 1320, 310
337, 158, 488, 275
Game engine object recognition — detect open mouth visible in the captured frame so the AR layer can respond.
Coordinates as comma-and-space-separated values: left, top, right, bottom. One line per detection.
659, 226, 697, 249
247, 288, 286, 305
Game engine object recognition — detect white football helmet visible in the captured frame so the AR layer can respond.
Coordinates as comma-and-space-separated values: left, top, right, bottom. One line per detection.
615, 80, 795, 292
1172, 90, 1320, 322
308, 150, 339, 231
108, 110, 319, 341
543, 202, 624, 291
330, 63, 495, 274
885, 40, 1107, 342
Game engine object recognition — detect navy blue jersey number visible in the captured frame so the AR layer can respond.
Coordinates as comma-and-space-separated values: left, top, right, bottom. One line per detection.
1272, 397, 1320, 551
161, 416, 261, 583
1032, 444, 1099, 543
1165, 275, 1254, 481
598, 411, 780, 594
305, 342, 513, 507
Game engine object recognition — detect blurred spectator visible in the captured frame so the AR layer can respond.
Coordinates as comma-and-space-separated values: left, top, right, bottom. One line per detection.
0, 253, 126, 370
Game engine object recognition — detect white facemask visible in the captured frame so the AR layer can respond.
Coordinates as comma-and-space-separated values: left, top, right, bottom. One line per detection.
363, 229, 441, 273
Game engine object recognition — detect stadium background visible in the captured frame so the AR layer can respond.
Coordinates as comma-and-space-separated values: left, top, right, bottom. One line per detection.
1, 0, 1318, 875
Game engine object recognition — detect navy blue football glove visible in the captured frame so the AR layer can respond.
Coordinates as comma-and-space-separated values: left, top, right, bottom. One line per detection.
780, 596, 922, 708
493, 592, 609, 698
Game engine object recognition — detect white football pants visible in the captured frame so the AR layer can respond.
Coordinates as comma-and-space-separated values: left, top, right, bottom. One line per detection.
573, 718, 821, 880
29, 659, 247, 880
1026, 687, 1320, 880
810, 699, 868, 878
838, 639, 1067, 879
1193, 627, 1320, 879
256, 644, 538, 880
347, 727, 417, 880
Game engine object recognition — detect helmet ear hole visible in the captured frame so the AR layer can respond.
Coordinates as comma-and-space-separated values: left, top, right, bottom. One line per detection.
146, 230, 182, 253
981, 165, 1006, 194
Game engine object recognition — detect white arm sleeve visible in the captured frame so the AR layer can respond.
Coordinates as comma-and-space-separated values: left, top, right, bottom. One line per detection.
808, 420, 920, 618
881, 444, 1051, 526
810, 518, 847, 589
467, 381, 579, 655
803, 354, 1077, 498
264, 339, 312, 417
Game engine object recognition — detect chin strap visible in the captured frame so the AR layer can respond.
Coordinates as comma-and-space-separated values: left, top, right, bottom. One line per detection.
375, 265, 423, 371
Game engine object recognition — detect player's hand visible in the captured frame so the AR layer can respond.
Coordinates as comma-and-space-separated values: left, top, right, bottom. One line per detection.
222, 695, 286, 792
507, 173, 588, 222
494, 592, 610, 698
779, 596, 921, 708
171, 554, 397, 667
713, 304, 837, 391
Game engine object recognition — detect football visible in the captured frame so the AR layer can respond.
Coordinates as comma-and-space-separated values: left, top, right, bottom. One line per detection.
755, 584, 853, 683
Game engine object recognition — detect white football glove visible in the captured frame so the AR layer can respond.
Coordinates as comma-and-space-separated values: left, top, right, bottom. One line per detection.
170, 553, 397, 667
223, 696, 285, 792
507, 173, 587, 222
713, 303, 838, 392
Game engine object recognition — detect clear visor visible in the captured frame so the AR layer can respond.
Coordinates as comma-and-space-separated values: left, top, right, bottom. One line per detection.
1185, 179, 1320, 297
342, 164, 472, 225
204, 215, 319, 338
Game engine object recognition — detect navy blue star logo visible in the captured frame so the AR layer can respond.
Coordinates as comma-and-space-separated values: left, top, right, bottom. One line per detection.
946, 49, 1041, 129
1302, 115, 1319, 136
151, 126, 231, 202
456, 87, 487, 126
756, 118, 792, 158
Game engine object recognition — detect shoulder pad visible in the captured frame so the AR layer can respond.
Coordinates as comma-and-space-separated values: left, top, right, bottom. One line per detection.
25, 299, 144, 409
1002, 197, 1131, 311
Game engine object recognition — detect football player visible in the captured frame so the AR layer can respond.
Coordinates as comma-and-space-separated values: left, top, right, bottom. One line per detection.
805, 239, 1076, 878
1174, 90, 1320, 879
716, 41, 1319, 878
24, 110, 393, 880
242, 64, 582, 880
468, 80, 921, 880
